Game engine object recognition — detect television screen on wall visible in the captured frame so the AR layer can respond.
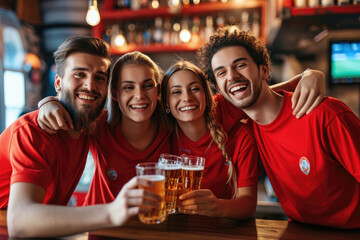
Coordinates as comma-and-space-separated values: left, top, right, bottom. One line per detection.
329, 40, 360, 85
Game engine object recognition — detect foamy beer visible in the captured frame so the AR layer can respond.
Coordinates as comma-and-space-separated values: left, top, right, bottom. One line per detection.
178, 156, 205, 214
158, 154, 182, 214
135, 163, 166, 224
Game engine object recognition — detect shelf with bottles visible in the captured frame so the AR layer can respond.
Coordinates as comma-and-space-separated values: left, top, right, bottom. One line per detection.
281, 0, 360, 17
93, 0, 267, 54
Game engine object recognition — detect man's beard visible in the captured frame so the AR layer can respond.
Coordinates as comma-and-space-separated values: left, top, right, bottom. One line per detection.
60, 89, 106, 134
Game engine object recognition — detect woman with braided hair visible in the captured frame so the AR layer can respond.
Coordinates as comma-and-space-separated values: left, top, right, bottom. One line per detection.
160, 60, 259, 219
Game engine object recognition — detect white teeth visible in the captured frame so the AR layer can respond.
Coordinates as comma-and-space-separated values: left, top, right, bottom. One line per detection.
230, 85, 246, 94
78, 95, 95, 100
131, 104, 148, 109
180, 106, 197, 111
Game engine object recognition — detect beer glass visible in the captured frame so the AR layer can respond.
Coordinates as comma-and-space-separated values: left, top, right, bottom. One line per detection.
177, 155, 205, 214
135, 163, 166, 224
158, 154, 182, 214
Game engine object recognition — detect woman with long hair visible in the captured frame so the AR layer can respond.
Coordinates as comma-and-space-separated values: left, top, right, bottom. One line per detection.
85, 51, 172, 204
161, 60, 258, 219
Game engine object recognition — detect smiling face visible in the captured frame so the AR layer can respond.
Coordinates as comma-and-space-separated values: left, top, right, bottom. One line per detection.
113, 64, 159, 124
167, 70, 206, 125
55, 52, 109, 131
211, 46, 268, 109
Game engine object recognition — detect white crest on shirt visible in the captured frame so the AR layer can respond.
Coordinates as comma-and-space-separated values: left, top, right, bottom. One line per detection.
299, 157, 310, 175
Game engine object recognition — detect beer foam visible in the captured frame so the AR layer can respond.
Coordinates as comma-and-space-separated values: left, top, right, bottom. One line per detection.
141, 175, 165, 181
182, 166, 204, 171
163, 166, 182, 170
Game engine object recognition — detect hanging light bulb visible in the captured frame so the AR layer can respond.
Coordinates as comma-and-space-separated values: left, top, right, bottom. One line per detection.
86, 0, 101, 26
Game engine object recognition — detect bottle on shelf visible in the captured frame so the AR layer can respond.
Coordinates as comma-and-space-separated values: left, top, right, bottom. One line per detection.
171, 21, 181, 45
130, 0, 140, 10
182, 0, 191, 7
216, 12, 225, 29
140, 0, 150, 9
294, 0, 307, 7
251, 11, 260, 37
162, 18, 172, 45
227, 14, 236, 26
142, 22, 152, 45
321, 0, 334, 6
110, 24, 119, 48
204, 15, 214, 42
191, 16, 201, 45
199, 18, 206, 43
240, 11, 251, 32
103, 25, 112, 44
337, 0, 350, 5
126, 22, 137, 46
168, 0, 181, 13
136, 23, 144, 45
115, 0, 130, 9
308, 0, 320, 7
153, 17, 163, 44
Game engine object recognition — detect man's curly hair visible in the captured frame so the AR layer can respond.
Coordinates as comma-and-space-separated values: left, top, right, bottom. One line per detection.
197, 26, 271, 86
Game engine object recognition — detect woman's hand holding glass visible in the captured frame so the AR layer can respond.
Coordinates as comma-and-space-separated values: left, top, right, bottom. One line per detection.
178, 189, 223, 217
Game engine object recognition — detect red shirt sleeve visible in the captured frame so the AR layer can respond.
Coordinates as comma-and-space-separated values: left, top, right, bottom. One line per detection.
324, 111, 360, 182
9, 124, 57, 191
214, 93, 247, 133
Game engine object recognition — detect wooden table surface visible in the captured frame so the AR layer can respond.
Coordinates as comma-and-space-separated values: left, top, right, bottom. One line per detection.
1, 210, 359, 239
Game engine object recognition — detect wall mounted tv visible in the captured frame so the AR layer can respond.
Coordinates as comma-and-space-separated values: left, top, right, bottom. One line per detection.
329, 40, 360, 85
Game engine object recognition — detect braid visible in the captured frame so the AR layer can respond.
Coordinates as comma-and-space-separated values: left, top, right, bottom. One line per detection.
160, 60, 239, 198
205, 105, 238, 199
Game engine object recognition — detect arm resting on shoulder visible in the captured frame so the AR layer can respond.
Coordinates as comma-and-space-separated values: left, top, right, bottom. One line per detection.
37, 96, 74, 133
270, 69, 325, 118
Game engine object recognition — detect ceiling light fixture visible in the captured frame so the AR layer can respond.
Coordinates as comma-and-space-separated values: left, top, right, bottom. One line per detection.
86, 0, 100, 26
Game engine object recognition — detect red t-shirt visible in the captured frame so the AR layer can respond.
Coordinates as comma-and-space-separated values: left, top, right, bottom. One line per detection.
251, 91, 360, 228
173, 122, 259, 199
0, 111, 89, 209
84, 113, 172, 205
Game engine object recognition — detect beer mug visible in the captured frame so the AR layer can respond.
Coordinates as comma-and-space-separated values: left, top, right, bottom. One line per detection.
135, 163, 166, 224
158, 154, 183, 214
177, 155, 205, 214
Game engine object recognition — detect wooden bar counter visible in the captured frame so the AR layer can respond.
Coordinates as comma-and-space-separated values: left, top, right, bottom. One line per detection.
1, 210, 359, 239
